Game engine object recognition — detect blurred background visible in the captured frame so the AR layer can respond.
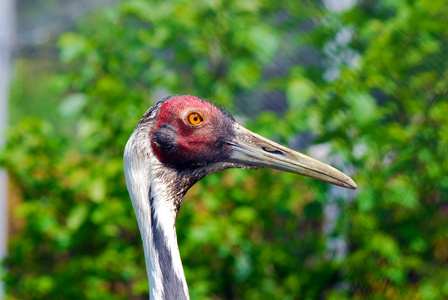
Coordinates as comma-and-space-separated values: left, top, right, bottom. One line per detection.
1, 0, 448, 299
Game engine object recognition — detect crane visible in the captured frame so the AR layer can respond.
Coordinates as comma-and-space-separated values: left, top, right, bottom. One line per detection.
123, 95, 357, 299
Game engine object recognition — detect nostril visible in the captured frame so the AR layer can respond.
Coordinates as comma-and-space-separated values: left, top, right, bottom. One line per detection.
262, 147, 284, 155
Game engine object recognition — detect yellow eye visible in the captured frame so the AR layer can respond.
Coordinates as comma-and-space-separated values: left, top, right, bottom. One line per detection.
187, 112, 204, 125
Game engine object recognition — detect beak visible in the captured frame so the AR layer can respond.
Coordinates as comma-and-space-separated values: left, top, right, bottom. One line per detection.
226, 124, 357, 189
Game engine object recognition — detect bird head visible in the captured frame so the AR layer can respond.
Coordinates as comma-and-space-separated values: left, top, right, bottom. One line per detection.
150, 95, 235, 170
135, 95, 356, 190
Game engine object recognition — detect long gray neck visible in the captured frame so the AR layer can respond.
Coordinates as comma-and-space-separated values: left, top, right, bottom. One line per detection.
124, 139, 192, 299
147, 182, 189, 300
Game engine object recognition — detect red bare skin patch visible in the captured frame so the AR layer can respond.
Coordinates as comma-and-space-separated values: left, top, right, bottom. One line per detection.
150, 96, 233, 168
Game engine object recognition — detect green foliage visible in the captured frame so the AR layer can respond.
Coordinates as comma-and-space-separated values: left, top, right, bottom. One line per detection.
2, 0, 448, 299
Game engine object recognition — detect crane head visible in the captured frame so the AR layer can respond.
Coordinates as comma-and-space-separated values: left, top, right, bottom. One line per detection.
145, 95, 356, 189
150, 95, 235, 170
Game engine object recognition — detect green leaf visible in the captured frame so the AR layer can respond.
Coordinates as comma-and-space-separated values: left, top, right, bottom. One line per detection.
67, 204, 88, 231
287, 77, 315, 110
345, 91, 379, 126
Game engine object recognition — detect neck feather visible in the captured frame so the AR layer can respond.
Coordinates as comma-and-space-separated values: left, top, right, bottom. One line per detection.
124, 137, 193, 300
147, 182, 189, 300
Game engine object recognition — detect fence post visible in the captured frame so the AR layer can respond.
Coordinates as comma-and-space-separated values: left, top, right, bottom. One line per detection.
0, 0, 15, 298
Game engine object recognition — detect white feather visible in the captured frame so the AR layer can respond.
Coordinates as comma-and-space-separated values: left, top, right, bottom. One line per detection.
124, 125, 189, 299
